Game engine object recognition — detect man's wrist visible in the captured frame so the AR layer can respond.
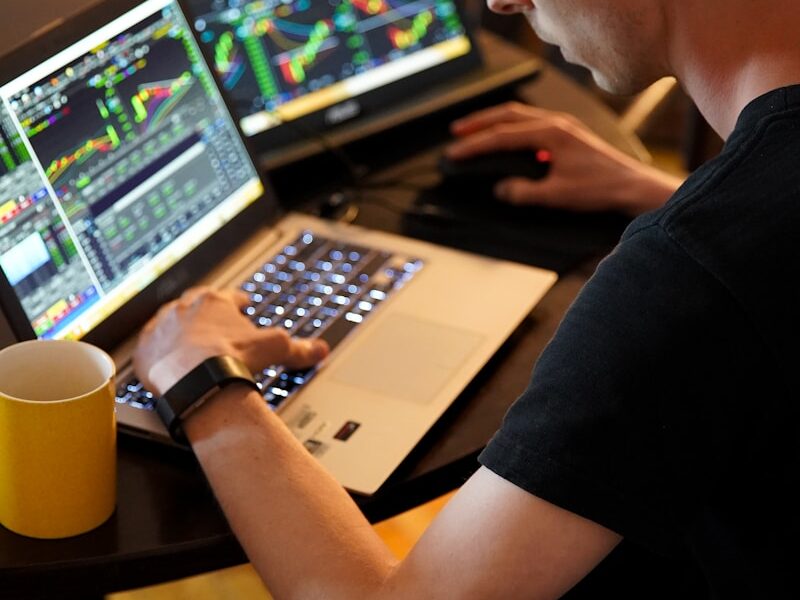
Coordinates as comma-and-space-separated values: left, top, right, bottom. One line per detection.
616, 162, 684, 216
155, 355, 260, 443
147, 348, 218, 396
183, 383, 269, 444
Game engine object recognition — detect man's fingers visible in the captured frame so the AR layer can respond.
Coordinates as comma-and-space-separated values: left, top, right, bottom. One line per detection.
221, 288, 250, 310
494, 177, 604, 213
450, 102, 533, 136
179, 286, 215, 307
494, 177, 563, 207
447, 122, 563, 160
283, 337, 330, 370
248, 328, 329, 371
177, 287, 249, 313
450, 103, 574, 137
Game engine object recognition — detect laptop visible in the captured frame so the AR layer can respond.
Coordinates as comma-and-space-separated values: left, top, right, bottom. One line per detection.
0, 0, 556, 495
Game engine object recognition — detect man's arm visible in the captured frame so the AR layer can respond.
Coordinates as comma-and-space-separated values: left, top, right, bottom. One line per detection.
187, 387, 620, 600
135, 289, 621, 600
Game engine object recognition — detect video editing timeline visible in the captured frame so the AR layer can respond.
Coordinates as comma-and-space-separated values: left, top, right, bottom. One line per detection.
0, 0, 262, 340
0, 105, 98, 338
188, 0, 468, 133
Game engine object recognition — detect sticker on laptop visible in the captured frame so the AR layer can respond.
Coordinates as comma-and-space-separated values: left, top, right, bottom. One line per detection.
334, 421, 361, 442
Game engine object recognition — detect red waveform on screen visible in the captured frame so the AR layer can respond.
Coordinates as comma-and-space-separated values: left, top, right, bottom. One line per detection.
45, 129, 121, 183
276, 19, 333, 86
351, 0, 389, 15
387, 10, 434, 50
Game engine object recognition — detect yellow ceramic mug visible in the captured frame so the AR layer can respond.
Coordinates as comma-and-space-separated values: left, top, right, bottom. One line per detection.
0, 339, 116, 538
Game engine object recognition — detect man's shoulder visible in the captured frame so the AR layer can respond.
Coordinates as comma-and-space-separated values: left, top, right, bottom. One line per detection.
626, 110, 800, 277
657, 108, 800, 245
623, 112, 800, 386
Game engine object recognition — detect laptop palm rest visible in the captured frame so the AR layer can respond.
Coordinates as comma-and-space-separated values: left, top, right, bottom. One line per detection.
330, 314, 484, 406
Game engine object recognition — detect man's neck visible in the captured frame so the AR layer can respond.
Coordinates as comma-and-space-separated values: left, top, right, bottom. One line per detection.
666, 2, 800, 139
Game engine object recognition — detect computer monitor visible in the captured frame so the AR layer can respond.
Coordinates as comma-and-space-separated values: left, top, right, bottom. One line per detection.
0, 0, 268, 342
184, 0, 481, 153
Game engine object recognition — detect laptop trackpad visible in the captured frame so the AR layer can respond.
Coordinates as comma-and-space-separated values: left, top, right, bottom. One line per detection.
330, 314, 484, 405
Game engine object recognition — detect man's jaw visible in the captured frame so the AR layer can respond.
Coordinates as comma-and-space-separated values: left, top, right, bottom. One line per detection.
524, 10, 556, 46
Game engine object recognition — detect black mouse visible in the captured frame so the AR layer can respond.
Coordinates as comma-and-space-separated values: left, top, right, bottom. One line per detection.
438, 149, 551, 190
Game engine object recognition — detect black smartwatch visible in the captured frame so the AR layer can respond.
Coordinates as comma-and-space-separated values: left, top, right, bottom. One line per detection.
155, 355, 260, 443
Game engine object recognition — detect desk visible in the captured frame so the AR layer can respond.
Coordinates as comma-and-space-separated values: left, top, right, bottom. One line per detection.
0, 9, 644, 599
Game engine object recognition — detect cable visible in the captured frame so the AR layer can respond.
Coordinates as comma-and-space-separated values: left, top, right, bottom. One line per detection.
358, 153, 441, 186
280, 117, 370, 188
352, 187, 493, 226
232, 99, 446, 222
231, 98, 369, 187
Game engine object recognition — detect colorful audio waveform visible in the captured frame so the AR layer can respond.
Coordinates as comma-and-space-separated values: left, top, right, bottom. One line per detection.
243, 33, 279, 100
45, 125, 121, 183
387, 10, 434, 50
89, 58, 149, 90
22, 107, 73, 138
130, 71, 195, 130
277, 19, 333, 85
215, 31, 246, 89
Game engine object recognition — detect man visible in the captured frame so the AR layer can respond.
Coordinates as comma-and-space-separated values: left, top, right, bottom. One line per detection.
135, 0, 800, 597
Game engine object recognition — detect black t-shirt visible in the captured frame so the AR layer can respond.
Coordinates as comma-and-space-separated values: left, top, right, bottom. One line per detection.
479, 85, 800, 599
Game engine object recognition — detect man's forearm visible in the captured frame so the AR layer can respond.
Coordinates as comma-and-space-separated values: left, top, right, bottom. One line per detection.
184, 386, 398, 600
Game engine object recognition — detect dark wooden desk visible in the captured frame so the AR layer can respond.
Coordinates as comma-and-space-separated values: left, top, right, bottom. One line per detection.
0, 8, 643, 598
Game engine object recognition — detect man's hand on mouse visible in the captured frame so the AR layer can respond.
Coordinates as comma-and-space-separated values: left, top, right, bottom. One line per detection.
133, 286, 328, 396
447, 102, 683, 216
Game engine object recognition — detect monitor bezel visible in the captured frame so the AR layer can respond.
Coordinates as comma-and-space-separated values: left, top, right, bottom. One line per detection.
0, 0, 282, 353
183, 0, 483, 154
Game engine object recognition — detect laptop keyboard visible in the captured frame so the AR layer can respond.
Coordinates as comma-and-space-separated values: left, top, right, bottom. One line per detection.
116, 230, 423, 413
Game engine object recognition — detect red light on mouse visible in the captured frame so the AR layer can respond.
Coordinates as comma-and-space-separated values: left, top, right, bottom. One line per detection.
536, 150, 553, 163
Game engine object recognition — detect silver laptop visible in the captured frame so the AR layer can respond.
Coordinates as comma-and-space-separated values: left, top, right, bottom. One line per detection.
0, 0, 556, 495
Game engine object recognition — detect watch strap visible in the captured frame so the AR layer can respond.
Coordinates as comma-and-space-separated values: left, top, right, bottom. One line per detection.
156, 355, 260, 443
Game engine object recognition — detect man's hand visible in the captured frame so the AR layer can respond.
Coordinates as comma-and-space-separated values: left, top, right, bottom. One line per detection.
133, 286, 328, 395
448, 102, 683, 216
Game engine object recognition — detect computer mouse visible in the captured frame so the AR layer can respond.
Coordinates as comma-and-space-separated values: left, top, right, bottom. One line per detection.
438, 149, 552, 190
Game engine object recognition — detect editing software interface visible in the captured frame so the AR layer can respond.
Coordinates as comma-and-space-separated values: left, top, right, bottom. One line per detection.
0, 0, 263, 340
187, 0, 471, 135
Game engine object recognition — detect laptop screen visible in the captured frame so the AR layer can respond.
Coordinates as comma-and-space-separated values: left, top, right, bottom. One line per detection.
0, 0, 264, 341
185, 0, 474, 137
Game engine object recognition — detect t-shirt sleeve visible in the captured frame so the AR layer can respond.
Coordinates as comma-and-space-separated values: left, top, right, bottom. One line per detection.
479, 224, 731, 555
